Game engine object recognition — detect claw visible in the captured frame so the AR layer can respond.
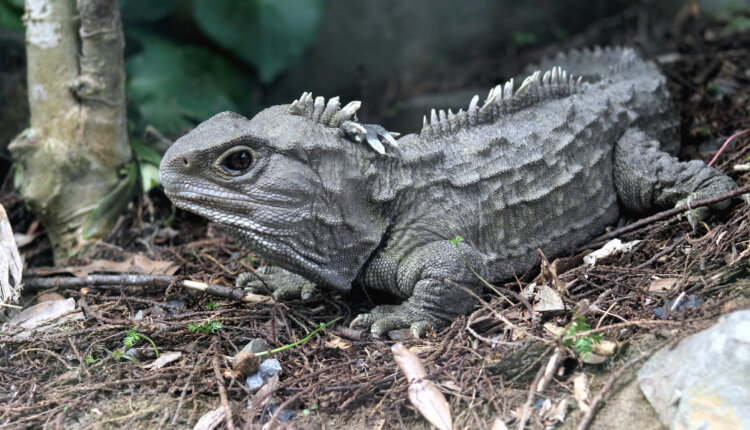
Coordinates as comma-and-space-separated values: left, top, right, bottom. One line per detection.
350, 313, 374, 330
677, 193, 708, 231
410, 321, 432, 338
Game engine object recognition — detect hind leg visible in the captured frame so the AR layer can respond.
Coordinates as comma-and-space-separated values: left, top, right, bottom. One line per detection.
613, 128, 738, 228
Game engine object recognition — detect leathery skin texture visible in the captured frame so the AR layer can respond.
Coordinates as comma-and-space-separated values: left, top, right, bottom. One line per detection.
160, 47, 738, 337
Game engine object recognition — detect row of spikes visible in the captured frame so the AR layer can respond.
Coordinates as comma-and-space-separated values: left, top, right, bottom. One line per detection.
420, 65, 582, 138
288, 92, 362, 128
288, 91, 402, 154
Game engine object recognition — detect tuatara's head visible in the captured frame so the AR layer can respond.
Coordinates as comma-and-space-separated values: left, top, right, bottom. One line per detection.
159, 94, 396, 291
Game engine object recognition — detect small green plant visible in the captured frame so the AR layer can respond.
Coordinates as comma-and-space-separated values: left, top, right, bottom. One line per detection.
745, 155, 750, 162
99, 346, 140, 365
124, 328, 160, 358
205, 300, 218, 310
255, 317, 341, 357
561, 316, 602, 359
188, 319, 224, 335
706, 81, 718, 94
697, 126, 711, 137
84, 353, 100, 365
302, 403, 319, 416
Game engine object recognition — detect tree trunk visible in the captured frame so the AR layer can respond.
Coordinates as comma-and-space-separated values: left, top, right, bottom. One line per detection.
9, 0, 131, 261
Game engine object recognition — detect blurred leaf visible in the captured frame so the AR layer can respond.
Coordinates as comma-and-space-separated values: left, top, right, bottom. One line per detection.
126, 34, 249, 136
130, 139, 163, 192
728, 16, 750, 32
119, 0, 175, 24
192, 0, 322, 83
130, 139, 162, 166
140, 164, 161, 193
0, 0, 23, 31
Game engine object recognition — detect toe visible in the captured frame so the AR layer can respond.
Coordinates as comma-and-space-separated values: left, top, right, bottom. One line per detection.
370, 316, 407, 338
409, 321, 432, 338
350, 313, 375, 330
272, 284, 303, 300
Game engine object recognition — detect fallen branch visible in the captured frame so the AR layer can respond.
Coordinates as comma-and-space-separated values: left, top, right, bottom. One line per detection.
22, 274, 274, 305
586, 184, 750, 246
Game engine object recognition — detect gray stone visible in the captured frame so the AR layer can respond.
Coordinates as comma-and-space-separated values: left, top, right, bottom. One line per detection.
638, 310, 750, 429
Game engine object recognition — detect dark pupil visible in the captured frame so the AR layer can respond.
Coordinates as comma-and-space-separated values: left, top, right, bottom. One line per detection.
222, 150, 252, 172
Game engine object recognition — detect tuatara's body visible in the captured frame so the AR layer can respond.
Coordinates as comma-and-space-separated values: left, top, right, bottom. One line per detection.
160, 47, 737, 336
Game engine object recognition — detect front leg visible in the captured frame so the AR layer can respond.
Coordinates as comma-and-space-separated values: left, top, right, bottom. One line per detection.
352, 240, 485, 337
236, 266, 317, 300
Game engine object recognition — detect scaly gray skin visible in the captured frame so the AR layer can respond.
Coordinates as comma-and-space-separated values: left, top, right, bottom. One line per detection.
160, 47, 739, 337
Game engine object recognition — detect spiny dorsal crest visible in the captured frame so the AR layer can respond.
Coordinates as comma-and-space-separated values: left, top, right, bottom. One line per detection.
288, 91, 398, 155
420, 65, 582, 138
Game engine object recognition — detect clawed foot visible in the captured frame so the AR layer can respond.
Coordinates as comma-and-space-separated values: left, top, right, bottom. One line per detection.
236, 266, 317, 300
676, 192, 733, 231
350, 304, 436, 338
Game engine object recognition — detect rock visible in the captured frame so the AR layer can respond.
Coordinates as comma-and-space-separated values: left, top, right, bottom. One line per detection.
637, 310, 750, 429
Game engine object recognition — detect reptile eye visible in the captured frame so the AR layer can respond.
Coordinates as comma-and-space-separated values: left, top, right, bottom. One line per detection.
221, 149, 253, 173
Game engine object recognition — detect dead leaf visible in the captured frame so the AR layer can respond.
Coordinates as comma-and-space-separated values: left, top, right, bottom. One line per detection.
537, 249, 565, 291
533, 284, 564, 312
33, 254, 180, 277
144, 351, 182, 370
543, 322, 565, 337
392, 343, 453, 430
193, 407, 225, 430
648, 278, 678, 292
36, 292, 67, 303
9, 298, 77, 329
490, 417, 509, 430
573, 373, 591, 413
539, 398, 568, 423
324, 336, 351, 351
583, 239, 641, 267
582, 353, 607, 364
592, 340, 618, 356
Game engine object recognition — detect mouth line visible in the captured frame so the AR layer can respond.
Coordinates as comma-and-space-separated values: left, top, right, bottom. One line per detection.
165, 186, 252, 205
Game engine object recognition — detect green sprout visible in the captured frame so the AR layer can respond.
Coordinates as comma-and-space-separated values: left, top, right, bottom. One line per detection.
561, 316, 602, 359
205, 300, 218, 310
99, 346, 140, 365
188, 319, 224, 335
84, 353, 100, 365
124, 328, 160, 358
302, 403, 319, 416
255, 317, 341, 357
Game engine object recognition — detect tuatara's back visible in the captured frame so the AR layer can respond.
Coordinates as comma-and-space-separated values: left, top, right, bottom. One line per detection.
160, 47, 738, 337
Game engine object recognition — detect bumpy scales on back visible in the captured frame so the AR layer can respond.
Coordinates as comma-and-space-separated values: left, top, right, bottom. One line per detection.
160, 47, 739, 337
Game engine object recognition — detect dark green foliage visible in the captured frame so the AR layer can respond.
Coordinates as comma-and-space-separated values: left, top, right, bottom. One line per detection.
193, 0, 322, 83
126, 35, 247, 137
0, 0, 23, 31
119, 0, 175, 24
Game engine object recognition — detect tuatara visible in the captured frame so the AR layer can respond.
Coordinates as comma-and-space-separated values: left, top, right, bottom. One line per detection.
160, 47, 739, 337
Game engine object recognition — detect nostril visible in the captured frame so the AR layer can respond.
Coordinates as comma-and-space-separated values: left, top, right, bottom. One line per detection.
182, 156, 189, 167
